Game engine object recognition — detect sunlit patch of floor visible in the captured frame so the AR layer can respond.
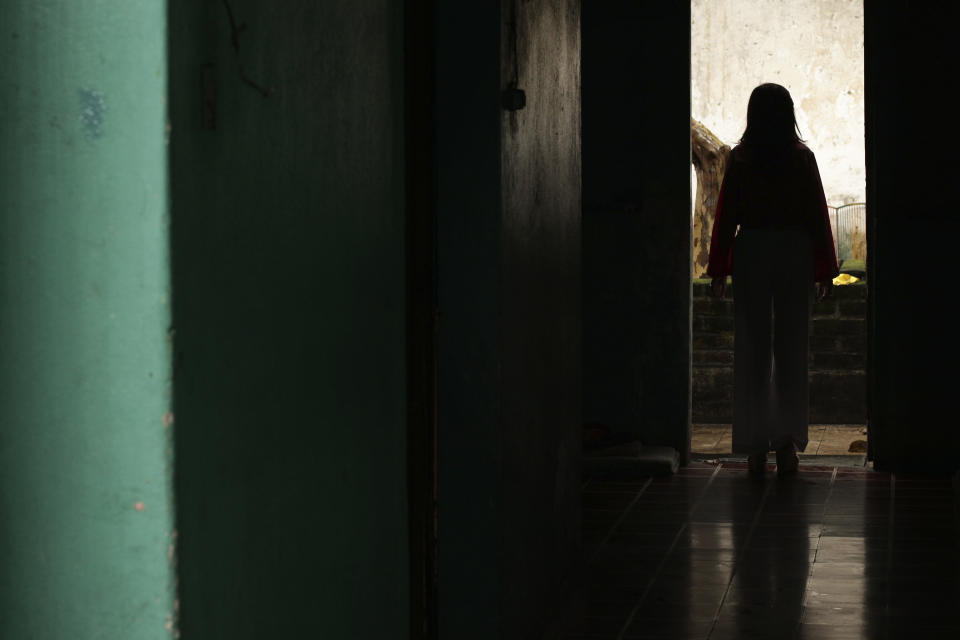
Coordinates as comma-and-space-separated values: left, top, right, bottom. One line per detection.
693, 424, 868, 456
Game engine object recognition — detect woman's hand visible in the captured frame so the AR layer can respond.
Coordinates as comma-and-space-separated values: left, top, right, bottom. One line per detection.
816, 280, 833, 302
711, 276, 727, 299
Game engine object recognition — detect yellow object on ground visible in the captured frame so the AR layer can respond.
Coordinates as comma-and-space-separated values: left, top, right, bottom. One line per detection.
833, 273, 860, 285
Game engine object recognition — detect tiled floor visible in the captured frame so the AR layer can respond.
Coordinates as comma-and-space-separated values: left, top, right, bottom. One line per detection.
692, 424, 868, 456
551, 463, 960, 639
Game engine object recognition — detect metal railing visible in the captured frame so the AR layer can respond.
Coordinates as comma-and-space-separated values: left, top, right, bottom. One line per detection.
827, 203, 866, 262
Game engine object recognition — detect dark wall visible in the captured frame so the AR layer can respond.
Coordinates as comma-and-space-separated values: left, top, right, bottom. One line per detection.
436, 1, 582, 637
865, 4, 960, 473
435, 2, 503, 636
582, 2, 691, 457
499, 0, 582, 636
169, 2, 409, 637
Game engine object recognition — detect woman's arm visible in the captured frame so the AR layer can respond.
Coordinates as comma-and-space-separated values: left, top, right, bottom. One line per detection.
807, 152, 840, 285
706, 156, 739, 286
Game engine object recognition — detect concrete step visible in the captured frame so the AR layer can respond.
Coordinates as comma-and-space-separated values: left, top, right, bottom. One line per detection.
809, 370, 867, 423
694, 300, 867, 320
693, 332, 735, 350
810, 332, 866, 354
693, 366, 866, 384
693, 366, 732, 397
811, 317, 865, 336
693, 349, 734, 366
692, 351, 864, 369
693, 314, 735, 333
692, 278, 866, 424
810, 351, 866, 370
583, 442, 679, 478
693, 297, 734, 316
811, 292, 867, 316
692, 317, 864, 335
692, 368, 866, 423
692, 279, 867, 301
694, 333, 865, 356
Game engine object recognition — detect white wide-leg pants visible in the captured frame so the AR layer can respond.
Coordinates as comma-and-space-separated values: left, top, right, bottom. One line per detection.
732, 227, 814, 454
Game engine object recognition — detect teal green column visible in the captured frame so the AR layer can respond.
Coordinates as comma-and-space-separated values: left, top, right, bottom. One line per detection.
0, 2, 175, 637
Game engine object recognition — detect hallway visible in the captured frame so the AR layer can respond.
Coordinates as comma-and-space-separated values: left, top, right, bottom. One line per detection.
3, 2, 959, 637
554, 463, 960, 639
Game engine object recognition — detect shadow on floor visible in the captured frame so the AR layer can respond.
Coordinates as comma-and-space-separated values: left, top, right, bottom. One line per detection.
546, 462, 960, 639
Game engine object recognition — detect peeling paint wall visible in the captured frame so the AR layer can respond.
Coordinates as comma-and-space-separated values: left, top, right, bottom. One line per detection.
692, 0, 865, 204
0, 2, 174, 637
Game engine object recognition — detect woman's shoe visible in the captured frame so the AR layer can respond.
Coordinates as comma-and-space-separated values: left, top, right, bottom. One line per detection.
776, 444, 799, 476
747, 452, 767, 474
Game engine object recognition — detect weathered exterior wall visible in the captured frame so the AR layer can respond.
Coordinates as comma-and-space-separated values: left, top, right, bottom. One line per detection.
0, 2, 175, 637
169, 1, 409, 637
692, 0, 865, 204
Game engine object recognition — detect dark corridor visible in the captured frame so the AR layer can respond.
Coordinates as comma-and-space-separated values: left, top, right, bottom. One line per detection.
3, 1, 959, 638
551, 464, 960, 639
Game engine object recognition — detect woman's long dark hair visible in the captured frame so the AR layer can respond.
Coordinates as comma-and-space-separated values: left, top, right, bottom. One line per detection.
739, 83, 804, 146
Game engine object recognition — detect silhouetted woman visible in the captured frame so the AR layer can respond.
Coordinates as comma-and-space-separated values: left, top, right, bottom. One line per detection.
707, 83, 838, 475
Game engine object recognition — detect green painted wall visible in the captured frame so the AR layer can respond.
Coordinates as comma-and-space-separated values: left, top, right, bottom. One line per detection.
168, 1, 409, 637
0, 1, 175, 638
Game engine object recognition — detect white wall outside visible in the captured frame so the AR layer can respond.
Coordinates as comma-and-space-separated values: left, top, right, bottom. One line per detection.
691, 0, 865, 206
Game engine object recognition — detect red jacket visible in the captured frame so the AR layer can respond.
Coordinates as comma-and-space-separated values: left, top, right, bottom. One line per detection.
706, 142, 839, 283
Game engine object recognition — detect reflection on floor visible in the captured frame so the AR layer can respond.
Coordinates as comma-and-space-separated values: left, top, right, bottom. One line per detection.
552, 463, 960, 639
693, 424, 868, 456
